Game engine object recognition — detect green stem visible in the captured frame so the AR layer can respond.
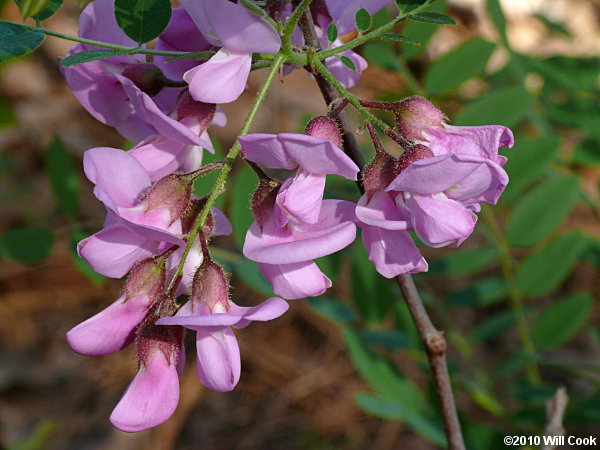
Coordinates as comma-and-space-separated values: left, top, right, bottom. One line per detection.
481, 207, 541, 385
39, 27, 215, 58
282, 0, 315, 53
316, 0, 435, 60
164, 53, 287, 296
310, 56, 391, 130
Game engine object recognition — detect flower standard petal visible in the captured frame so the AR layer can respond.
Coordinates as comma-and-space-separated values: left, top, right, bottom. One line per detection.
184, 49, 252, 104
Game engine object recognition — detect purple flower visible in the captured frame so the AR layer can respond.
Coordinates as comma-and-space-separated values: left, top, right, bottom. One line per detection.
157, 261, 288, 391
181, 0, 281, 103
110, 321, 184, 432
319, 0, 395, 35
387, 153, 509, 247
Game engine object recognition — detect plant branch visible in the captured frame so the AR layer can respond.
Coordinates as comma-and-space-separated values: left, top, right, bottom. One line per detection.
298, 10, 466, 450
480, 207, 541, 384
316, 0, 435, 60
163, 53, 287, 297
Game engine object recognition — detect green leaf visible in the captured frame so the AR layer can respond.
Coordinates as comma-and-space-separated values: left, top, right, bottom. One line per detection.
355, 8, 371, 32
351, 243, 392, 322
70, 229, 105, 285
448, 278, 507, 307
230, 166, 257, 248
357, 329, 409, 350
114, 0, 171, 44
424, 38, 496, 95
454, 87, 533, 127
13, 0, 62, 20
378, 34, 419, 47
534, 13, 571, 36
338, 55, 357, 72
485, 0, 507, 42
18, 0, 50, 19
502, 135, 559, 199
532, 293, 593, 350
45, 137, 80, 219
326, 22, 338, 43
429, 246, 499, 276
395, 0, 426, 13
307, 297, 356, 324
507, 175, 579, 247
516, 232, 588, 297
363, 41, 402, 71
60, 49, 133, 67
408, 12, 456, 26
1, 227, 54, 264
402, 0, 446, 60
572, 139, 600, 166
0, 20, 45, 63
469, 310, 516, 342
0, 96, 16, 127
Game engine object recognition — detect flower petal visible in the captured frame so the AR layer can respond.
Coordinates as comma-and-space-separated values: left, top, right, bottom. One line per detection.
258, 262, 332, 300
356, 191, 410, 230
275, 171, 326, 226
110, 351, 180, 432
361, 225, 428, 278
407, 193, 477, 247
243, 200, 357, 264
66, 294, 150, 355
184, 49, 251, 104
195, 328, 241, 392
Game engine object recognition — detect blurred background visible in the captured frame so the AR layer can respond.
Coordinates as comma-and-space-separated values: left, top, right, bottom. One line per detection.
0, 0, 599, 448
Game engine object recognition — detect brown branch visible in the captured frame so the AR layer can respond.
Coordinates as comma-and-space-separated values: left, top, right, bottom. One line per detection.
297, 9, 466, 450
541, 387, 568, 450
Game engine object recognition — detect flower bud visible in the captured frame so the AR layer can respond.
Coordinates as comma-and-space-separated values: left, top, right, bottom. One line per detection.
124, 255, 167, 301
251, 178, 282, 229
143, 173, 194, 225
395, 96, 444, 141
363, 148, 400, 197
190, 260, 230, 314
121, 63, 172, 97
305, 115, 343, 148
397, 144, 434, 172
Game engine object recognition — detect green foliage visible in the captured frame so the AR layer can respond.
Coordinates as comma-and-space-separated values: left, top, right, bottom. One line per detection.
507, 175, 579, 247
0, 20, 45, 62
408, 12, 456, 26
45, 137, 80, 219
13, 0, 62, 20
230, 165, 257, 248
307, 297, 356, 324
338, 55, 357, 72
516, 232, 588, 297
425, 39, 496, 95
114, 0, 171, 44
429, 246, 499, 276
355, 8, 371, 33
455, 87, 533, 127
1, 227, 54, 264
532, 293, 593, 350
60, 49, 133, 67
326, 23, 337, 43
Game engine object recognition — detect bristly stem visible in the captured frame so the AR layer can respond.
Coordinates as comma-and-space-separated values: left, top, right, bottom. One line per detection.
282, 0, 314, 53
163, 53, 287, 297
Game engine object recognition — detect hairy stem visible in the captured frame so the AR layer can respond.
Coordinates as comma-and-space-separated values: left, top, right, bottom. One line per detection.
481, 207, 541, 384
163, 53, 287, 296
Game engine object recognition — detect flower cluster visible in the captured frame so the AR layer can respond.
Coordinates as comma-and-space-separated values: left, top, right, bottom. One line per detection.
63, 0, 514, 434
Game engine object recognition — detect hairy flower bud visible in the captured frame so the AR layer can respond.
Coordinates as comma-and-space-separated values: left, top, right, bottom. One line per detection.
363, 149, 400, 197
251, 178, 282, 229
175, 93, 216, 131
395, 96, 444, 141
191, 260, 230, 314
121, 63, 173, 97
397, 144, 435, 173
305, 115, 343, 148
124, 255, 168, 302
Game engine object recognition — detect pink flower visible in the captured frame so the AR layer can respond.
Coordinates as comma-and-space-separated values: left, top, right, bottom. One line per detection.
156, 261, 288, 391
181, 0, 281, 103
